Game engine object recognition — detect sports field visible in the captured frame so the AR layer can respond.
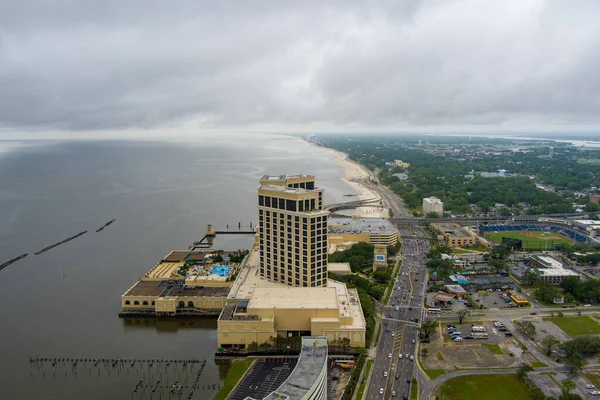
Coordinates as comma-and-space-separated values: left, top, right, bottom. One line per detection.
485, 230, 572, 250
438, 374, 534, 400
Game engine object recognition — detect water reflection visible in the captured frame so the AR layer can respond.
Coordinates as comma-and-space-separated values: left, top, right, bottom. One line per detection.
121, 317, 218, 333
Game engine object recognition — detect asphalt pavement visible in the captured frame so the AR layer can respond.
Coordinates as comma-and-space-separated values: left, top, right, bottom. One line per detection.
366, 226, 430, 400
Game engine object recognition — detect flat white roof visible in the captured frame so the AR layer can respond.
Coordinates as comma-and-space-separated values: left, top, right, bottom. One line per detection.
531, 255, 564, 269
534, 268, 581, 277
249, 287, 338, 309
328, 262, 351, 273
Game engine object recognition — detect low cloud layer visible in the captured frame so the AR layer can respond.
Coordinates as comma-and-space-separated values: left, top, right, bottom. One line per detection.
1, 0, 600, 133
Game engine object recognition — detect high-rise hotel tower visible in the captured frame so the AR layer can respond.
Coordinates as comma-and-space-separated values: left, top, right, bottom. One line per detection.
258, 175, 329, 287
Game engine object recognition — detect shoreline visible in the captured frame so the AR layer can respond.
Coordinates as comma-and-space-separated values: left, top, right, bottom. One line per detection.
302, 139, 389, 218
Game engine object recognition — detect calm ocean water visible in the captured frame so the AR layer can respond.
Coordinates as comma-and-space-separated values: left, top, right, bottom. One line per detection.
0, 134, 353, 399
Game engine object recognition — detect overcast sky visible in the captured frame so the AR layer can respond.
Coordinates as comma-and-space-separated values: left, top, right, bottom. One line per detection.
1, 0, 600, 136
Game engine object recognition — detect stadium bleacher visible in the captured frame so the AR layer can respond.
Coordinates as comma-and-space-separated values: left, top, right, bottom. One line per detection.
481, 224, 591, 243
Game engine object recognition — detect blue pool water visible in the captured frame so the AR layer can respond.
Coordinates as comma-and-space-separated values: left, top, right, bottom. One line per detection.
210, 265, 232, 276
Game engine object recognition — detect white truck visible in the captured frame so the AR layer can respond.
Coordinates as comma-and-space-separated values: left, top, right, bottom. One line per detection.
471, 326, 486, 332
472, 332, 489, 339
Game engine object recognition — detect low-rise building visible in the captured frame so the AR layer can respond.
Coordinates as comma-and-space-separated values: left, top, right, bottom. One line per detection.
431, 223, 476, 247
507, 290, 529, 305
120, 249, 233, 316
327, 262, 352, 275
527, 254, 582, 285
449, 274, 469, 285
328, 217, 399, 246
433, 291, 456, 303
444, 284, 467, 298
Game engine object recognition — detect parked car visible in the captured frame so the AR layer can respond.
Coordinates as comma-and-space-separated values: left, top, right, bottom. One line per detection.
585, 384, 595, 389
505, 332, 513, 336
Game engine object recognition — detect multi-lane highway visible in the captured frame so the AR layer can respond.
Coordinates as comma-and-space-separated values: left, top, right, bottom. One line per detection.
366, 227, 430, 399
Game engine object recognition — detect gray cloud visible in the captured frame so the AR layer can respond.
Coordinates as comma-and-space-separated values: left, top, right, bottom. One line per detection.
1, 0, 600, 133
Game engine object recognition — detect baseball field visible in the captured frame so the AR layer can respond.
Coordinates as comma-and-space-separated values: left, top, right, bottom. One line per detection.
485, 230, 573, 250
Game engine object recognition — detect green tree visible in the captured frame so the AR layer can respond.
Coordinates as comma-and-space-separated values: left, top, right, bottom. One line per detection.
373, 269, 392, 284
535, 281, 561, 303
515, 320, 536, 339
489, 259, 507, 274
516, 363, 534, 380
542, 335, 561, 355
522, 270, 539, 286
419, 319, 438, 339
564, 355, 584, 373
560, 379, 582, 400
561, 276, 582, 295
456, 309, 471, 324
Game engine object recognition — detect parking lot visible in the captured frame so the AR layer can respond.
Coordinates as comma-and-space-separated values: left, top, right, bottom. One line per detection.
420, 321, 540, 371
229, 357, 297, 400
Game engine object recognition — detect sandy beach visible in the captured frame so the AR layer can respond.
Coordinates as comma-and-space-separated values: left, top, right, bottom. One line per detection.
304, 140, 390, 218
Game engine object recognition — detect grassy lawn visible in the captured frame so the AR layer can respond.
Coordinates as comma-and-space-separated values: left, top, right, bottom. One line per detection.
437, 352, 445, 361
356, 359, 373, 400
410, 377, 419, 400
383, 260, 401, 305
544, 316, 600, 336
452, 248, 476, 254
531, 361, 548, 368
439, 374, 534, 400
583, 372, 600, 389
485, 230, 572, 250
483, 343, 504, 355
213, 358, 254, 400
424, 369, 447, 379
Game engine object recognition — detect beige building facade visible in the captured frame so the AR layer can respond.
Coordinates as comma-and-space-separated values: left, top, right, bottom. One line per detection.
431, 223, 476, 247
120, 249, 232, 316
218, 280, 366, 348
258, 175, 328, 288
423, 196, 444, 216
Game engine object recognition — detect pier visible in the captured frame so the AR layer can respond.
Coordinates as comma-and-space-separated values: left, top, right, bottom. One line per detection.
29, 356, 216, 399
189, 223, 256, 250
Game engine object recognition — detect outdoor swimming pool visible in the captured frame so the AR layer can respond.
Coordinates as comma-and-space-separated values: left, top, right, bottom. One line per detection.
210, 265, 233, 276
